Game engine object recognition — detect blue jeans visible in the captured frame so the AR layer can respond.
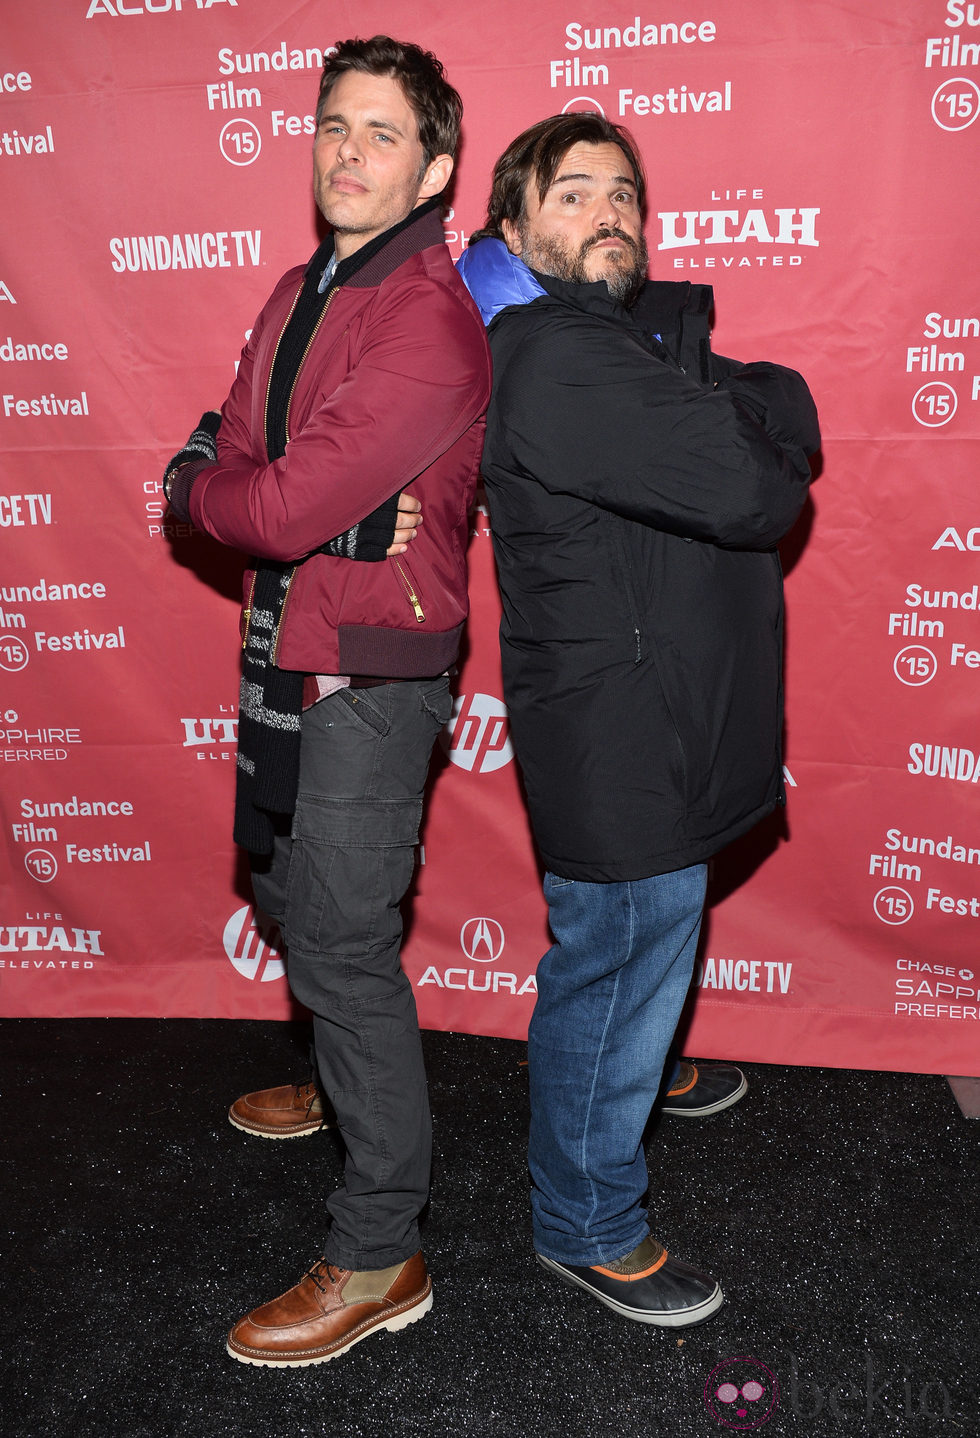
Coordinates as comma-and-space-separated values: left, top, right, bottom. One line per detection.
528, 864, 708, 1265
250, 677, 452, 1270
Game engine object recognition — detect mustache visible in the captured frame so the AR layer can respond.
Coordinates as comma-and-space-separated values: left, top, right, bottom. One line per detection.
582, 227, 640, 257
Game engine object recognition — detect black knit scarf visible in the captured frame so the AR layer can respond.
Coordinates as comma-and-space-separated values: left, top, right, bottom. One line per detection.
233, 200, 442, 854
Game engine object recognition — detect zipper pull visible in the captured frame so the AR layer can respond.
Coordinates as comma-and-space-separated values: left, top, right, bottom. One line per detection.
242, 573, 257, 650
394, 560, 425, 621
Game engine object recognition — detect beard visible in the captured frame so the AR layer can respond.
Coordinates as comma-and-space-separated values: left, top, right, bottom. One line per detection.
518, 224, 648, 307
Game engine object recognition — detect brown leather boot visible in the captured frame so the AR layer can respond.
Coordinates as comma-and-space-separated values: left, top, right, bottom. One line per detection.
227, 1080, 330, 1139
227, 1254, 432, 1366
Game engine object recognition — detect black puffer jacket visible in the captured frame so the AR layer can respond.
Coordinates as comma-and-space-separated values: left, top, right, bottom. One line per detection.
462, 244, 819, 881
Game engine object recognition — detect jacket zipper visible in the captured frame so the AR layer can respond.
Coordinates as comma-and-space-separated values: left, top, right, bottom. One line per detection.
261, 283, 336, 663
241, 572, 257, 650
613, 528, 643, 663
285, 288, 334, 443
613, 525, 687, 763
393, 559, 425, 621
272, 568, 296, 664
261, 282, 302, 449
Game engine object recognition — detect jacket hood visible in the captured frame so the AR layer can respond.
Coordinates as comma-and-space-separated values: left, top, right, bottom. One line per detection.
457, 237, 642, 328
458, 238, 714, 367
456, 238, 547, 325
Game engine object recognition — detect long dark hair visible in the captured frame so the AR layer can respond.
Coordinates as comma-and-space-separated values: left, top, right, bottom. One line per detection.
471, 113, 646, 243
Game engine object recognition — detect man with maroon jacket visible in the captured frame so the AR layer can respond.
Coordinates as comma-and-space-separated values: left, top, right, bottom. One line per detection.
164, 37, 490, 1366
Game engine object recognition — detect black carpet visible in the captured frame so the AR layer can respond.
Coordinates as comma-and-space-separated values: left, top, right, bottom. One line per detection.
2, 1019, 977, 1437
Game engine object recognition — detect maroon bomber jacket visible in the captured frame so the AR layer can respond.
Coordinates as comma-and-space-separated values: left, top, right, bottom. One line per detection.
181, 207, 491, 678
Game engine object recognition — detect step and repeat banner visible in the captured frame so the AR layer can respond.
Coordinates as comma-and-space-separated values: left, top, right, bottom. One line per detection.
2, 0, 978, 1075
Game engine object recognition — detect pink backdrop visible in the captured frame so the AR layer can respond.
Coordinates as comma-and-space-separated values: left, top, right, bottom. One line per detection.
2, 0, 978, 1076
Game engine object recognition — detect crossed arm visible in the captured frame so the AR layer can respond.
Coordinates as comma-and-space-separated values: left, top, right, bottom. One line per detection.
163, 410, 423, 559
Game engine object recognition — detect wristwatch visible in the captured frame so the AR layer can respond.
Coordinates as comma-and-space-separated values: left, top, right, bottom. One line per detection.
163, 465, 182, 504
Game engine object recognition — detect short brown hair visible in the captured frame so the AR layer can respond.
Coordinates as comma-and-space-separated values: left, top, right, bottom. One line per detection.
317, 35, 463, 166
472, 113, 646, 242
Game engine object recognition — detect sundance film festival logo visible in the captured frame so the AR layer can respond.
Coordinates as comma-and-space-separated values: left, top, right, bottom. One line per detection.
223, 906, 285, 982
459, 917, 505, 964
443, 692, 514, 773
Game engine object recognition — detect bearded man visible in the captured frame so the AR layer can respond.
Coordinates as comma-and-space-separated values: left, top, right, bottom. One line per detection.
457, 113, 819, 1327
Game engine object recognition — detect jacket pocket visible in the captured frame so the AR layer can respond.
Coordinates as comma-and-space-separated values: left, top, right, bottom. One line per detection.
418, 675, 452, 727
609, 522, 644, 663
391, 556, 426, 623
336, 687, 390, 736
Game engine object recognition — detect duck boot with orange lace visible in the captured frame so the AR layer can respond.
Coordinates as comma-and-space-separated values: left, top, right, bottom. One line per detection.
227, 1079, 330, 1139
537, 1234, 723, 1327
226, 1255, 433, 1366
660, 1061, 748, 1118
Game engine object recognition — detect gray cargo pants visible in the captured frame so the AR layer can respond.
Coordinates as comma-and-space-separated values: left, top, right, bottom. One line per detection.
250, 676, 451, 1270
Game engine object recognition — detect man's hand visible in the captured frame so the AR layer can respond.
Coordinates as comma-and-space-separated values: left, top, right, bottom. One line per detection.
313, 489, 421, 562
387, 493, 422, 555
718, 364, 820, 458
163, 410, 221, 504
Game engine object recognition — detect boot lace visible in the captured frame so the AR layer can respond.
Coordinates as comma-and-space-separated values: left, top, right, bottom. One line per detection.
292, 1078, 319, 1115
307, 1258, 342, 1293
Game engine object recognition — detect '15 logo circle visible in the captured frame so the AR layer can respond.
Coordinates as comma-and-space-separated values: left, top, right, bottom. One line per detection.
874, 887, 914, 926
220, 118, 262, 167
893, 646, 937, 686
0, 636, 29, 672
931, 78, 980, 132
912, 381, 957, 428
25, 848, 58, 883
